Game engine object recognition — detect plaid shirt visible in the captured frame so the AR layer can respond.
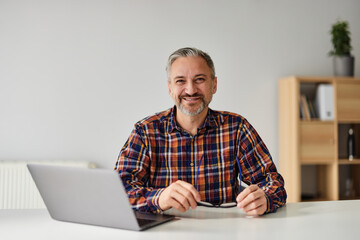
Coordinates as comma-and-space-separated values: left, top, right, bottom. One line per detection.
115, 106, 286, 213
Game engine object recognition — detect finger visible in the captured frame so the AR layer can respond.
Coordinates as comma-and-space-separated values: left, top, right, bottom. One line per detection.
167, 197, 187, 213
177, 180, 201, 202
170, 190, 191, 211
238, 189, 263, 209
237, 187, 264, 209
236, 184, 259, 203
242, 197, 266, 213
176, 188, 198, 209
242, 201, 267, 216
236, 188, 249, 203
175, 181, 200, 209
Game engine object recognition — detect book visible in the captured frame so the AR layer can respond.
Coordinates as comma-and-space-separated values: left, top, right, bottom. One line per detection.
308, 100, 317, 119
299, 96, 305, 119
300, 94, 311, 120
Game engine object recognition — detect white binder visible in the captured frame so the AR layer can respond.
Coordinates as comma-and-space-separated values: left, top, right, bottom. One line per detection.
315, 84, 334, 120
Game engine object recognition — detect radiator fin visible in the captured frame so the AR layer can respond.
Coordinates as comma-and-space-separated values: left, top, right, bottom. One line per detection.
0, 161, 95, 209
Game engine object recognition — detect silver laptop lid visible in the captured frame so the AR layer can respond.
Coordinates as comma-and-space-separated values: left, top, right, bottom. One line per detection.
27, 164, 142, 230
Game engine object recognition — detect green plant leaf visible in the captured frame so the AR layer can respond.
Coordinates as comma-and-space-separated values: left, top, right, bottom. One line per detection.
329, 20, 352, 56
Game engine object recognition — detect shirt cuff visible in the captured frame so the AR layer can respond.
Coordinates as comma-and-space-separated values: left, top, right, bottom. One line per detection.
264, 192, 272, 214
151, 188, 165, 213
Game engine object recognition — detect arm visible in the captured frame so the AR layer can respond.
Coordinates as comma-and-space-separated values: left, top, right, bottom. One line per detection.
114, 126, 163, 213
236, 119, 287, 215
115, 126, 200, 213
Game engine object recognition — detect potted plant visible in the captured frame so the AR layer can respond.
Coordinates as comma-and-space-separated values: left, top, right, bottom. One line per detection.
329, 20, 354, 76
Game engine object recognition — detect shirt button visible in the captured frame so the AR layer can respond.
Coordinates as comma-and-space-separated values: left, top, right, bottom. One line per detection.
190, 162, 194, 167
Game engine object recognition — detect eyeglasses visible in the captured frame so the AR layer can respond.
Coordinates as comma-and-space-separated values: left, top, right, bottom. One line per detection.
195, 155, 243, 208
197, 201, 238, 208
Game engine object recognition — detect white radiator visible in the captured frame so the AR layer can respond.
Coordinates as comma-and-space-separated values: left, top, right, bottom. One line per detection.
0, 161, 96, 209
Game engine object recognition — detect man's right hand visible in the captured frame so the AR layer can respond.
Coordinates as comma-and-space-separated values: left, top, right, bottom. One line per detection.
158, 180, 201, 213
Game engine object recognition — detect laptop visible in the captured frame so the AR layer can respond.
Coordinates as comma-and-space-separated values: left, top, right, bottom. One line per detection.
27, 164, 175, 231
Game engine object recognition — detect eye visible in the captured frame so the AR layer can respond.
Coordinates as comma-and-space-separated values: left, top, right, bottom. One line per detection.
175, 79, 185, 84
195, 78, 205, 82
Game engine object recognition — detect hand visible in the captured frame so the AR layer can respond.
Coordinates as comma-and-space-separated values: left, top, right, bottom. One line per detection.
158, 180, 201, 213
236, 184, 267, 216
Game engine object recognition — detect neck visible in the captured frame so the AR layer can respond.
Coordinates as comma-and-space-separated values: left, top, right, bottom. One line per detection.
175, 107, 208, 136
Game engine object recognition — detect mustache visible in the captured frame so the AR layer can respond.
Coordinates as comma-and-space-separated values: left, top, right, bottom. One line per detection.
179, 93, 204, 99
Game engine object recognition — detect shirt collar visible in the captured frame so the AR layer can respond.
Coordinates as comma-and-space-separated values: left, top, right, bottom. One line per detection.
167, 106, 223, 134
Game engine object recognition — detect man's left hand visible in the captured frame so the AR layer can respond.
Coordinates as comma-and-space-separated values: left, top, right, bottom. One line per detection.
236, 184, 267, 216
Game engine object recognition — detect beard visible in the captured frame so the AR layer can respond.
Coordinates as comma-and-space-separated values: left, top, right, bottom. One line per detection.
176, 93, 212, 117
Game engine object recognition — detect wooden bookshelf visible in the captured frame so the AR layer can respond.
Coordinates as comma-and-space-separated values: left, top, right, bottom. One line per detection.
338, 159, 360, 165
278, 76, 360, 202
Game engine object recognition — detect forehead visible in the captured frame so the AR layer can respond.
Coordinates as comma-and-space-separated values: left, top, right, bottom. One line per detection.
170, 56, 211, 77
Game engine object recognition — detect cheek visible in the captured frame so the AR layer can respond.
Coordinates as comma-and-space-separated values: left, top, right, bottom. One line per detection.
203, 86, 214, 96
170, 90, 180, 101
170, 87, 183, 98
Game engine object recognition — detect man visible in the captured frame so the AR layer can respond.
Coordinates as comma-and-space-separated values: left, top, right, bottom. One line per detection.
115, 47, 286, 216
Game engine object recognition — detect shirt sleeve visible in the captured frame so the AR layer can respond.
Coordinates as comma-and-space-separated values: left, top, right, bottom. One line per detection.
114, 125, 164, 213
238, 119, 287, 214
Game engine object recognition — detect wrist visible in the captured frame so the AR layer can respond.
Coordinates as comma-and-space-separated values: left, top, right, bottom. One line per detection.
156, 188, 167, 212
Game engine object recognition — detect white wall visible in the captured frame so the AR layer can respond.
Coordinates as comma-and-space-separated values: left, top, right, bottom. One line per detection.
1, 0, 359, 169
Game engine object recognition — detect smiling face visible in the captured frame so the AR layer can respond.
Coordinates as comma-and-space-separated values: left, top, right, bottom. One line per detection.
168, 56, 217, 117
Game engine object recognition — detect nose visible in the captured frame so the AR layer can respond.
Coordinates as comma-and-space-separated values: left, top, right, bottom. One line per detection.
185, 81, 197, 95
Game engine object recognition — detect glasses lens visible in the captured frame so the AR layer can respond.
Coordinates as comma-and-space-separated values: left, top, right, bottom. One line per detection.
197, 201, 214, 207
218, 202, 237, 208
197, 201, 237, 208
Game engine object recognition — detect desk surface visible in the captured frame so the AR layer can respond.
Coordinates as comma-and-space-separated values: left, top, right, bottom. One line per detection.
1, 200, 359, 240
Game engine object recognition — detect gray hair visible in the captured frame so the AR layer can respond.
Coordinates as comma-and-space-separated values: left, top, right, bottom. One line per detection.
166, 47, 216, 81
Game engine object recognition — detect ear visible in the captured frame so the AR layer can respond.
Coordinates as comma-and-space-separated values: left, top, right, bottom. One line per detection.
168, 80, 172, 96
212, 77, 218, 94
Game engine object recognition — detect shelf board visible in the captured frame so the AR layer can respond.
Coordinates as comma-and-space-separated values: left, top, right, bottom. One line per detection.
301, 197, 329, 202
296, 76, 334, 83
338, 120, 360, 124
300, 119, 360, 123
301, 158, 335, 165
339, 196, 360, 201
299, 119, 334, 124
338, 159, 360, 165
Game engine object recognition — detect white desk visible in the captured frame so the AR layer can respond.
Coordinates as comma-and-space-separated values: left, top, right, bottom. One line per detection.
1, 200, 359, 240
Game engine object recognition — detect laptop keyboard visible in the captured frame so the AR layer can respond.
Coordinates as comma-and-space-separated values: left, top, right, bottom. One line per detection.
134, 210, 175, 227
137, 218, 157, 226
